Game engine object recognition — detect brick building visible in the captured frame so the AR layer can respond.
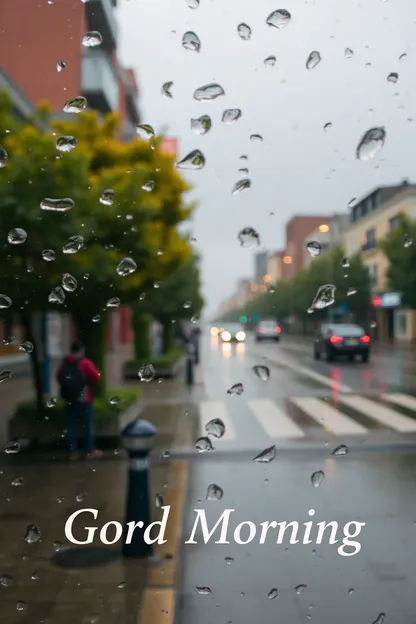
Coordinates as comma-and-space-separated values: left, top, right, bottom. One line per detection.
282, 215, 330, 281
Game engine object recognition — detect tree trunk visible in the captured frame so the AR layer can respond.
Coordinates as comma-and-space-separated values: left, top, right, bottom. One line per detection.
132, 310, 151, 360
73, 312, 108, 399
162, 319, 174, 354
20, 311, 43, 418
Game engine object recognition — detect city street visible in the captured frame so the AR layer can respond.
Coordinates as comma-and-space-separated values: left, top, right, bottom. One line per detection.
174, 330, 416, 624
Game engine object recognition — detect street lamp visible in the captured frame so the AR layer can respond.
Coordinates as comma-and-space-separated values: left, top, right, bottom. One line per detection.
319, 224, 330, 233
283, 256, 292, 264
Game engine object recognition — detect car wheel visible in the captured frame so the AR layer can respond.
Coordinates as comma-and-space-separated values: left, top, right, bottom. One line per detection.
314, 349, 320, 360
362, 353, 369, 363
326, 348, 333, 362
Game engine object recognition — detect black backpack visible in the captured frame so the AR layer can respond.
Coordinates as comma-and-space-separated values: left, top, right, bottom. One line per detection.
59, 358, 86, 403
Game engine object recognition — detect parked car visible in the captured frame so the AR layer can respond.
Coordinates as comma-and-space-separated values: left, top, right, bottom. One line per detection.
255, 319, 282, 342
314, 323, 371, 362
221, 323, 246, 343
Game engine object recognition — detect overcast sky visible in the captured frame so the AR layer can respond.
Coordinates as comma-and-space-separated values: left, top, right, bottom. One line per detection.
118, 0, 416, 318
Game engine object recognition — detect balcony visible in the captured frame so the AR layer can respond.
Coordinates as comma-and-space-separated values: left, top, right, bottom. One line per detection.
82, 49, 119, 113
120, 69, 140, 125
84, 0, 117, 51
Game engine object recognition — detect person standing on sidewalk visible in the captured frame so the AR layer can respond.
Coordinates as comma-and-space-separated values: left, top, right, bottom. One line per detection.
57, 339, 102, 460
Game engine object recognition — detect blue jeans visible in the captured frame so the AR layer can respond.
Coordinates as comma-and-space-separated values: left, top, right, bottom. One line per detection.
65, 403, 95, 453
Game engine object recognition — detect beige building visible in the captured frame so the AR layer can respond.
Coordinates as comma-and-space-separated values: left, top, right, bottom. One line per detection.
344, 181, 416, 341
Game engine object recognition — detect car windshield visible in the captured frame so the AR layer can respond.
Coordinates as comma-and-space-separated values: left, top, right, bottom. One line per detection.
328, 324, 365, 337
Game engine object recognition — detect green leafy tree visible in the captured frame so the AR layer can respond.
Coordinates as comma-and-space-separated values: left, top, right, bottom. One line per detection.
379, 214, 416, 307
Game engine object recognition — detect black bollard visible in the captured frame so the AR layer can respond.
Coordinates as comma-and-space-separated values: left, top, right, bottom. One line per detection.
121, 419, 157, 558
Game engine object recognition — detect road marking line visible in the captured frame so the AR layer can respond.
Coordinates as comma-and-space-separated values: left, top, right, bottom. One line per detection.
248, 399, 305, 439
383, 393, 416, 412
199, 401, 237, 441
341, 395, 416, 433
291, 397, 368, 435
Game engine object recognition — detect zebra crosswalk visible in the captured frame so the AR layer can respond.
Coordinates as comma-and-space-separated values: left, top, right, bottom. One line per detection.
197, 393, 416, 446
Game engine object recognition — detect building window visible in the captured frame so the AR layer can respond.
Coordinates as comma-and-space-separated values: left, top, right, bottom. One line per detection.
364, 228, 376, 249
368, 264, 378, 286
389, 214, 401, 230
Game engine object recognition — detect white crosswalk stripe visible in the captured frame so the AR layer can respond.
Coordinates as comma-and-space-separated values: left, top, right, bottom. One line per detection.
383, 393, 416, 412
290, 397, 368, 436
340, 395, 416, 433
248, 399, 305, 439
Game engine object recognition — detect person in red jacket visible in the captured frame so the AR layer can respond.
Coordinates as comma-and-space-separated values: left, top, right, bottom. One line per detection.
57, 339, 102, 460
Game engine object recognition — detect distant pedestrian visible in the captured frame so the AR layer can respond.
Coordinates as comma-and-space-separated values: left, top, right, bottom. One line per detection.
57, 339, 102, 460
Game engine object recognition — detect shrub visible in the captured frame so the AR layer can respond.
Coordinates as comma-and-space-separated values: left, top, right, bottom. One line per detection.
124, 347, 185, 372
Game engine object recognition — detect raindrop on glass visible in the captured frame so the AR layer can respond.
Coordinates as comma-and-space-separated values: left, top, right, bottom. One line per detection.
142, 180, 154, 192
176, 149, 205, 170
264, 55, 276, 67
233, 179, 251, 194
387, 72, 398, 84
268, 588, 278, 600
0, 145, 8, 168
48, 286, 65, 304
16, 602, 27, 612
348, 588, 354, 595
154, 281, 161, 289
40, 198, 74, 212
194, 436, 214, 452
194, 83, 225, 102
118, 581, 126, 589
24, 524, 41, 544
183, 301, 192, 309
250, 134, 263, 142
117, 258, 137, 276
18, 341, 33, 354
238, 226, 260, 247
237, 23, 252, 40
12, 477, 24, 487
63, 235, 84, 254
76, 492, 87, 503
206, 484, 224, 500
341, 256, 350, 268
399, 53, 407, 61
225, 556, 234, 564
100, 189, 115, 205
110, 396, 120, 405
82, 31, 102, 47
42, 249, 56, 261
239, 167, 249, 174
266, 9, 291, 29
0, 295, 12, 309
53, 540, 64, 552
311, 470, 324, 488
295, 584, 307, 594
162, 81, 173, 98
306, 51, 321, 70
344, 48, 354, 59
136, 124, 155, 140
332, 443, 348, 456
324, 122, 332, 131
46, 397, 57, 408
205, 418, 225, 439
106, 297, 120, 308
373, 614, 385, 624
0, 574, 13, 587
138, 364, 156, 382
155, 493, 164, 508
253, 365, 270, 382
347, 287, 357, 296
227, 382, 243, 395
253, 445, 276, 463
306, 241, 321, 257
4, 440, 19, 453
222, 109, 242, 124
191, 115, 212, 135
404, 234, 413, 248
56, 136, 76, 152
7, 228, 27, 244
196, 586, 211, 595
182, 31, 201, 52
62, 273, 77, 292
63, 96, 87, 113
356, 127, 386, 161
348, 197, 357, 207
311, 284, 336, 310
57, 59, 66, 72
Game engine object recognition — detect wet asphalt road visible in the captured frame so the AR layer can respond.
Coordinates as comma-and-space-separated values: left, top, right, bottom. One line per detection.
175, 332, 416, 624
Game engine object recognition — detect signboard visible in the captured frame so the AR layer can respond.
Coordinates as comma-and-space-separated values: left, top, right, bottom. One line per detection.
372, 293, 401, 308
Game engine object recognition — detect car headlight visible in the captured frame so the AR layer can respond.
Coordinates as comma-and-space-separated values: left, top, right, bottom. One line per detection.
236, 331, 246, 341
222, 331, 231, 342
210, 327, 218, 336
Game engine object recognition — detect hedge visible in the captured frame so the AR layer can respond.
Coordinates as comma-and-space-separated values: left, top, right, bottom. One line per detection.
124, 347, 185, 371
14, 388, 141, 428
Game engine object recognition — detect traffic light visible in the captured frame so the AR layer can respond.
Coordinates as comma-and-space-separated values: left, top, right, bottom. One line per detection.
239, 315, 248, 323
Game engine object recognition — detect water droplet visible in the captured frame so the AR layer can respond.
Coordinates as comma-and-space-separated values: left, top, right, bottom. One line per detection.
18, 341, 33, 354
332, 443, 348, 456
399, 53, 407, 61
53, 540, 64, 552
347, 287, 357, 296
253, 365, 270, 382
0, 574, 13, 587
193, 83, 225, 102
240, 154, 248, 160
176, 149, 205, 170
237, 23, 252, 40
264, 55, 276, 67
138, 364, 156, 382
370, 321, 377, 329
42, 249, 56, 262
100, 189, 115, 206
311, 284, 336, 310
46, 397, 57, 408
306, 241, 321, 257
311, 470, 324, 488
16, 601, 27, 612
253, 445, 276, 463
348, 588, 354, 595
222, 109, 242, 124
238, 226, 260, 247
82, 31, 102, 47
225, 556, 234, 564
205, 418, 225, 439
134, 127, 155, 147
227, 382, 243, 395
63, 235, 84, 254
154, 281, 161, 289
31, 570, 40, 580
194, 436, 214, 452
56, 136, 76, 152
266, 9, 291, 29
76, 492, 87, 503
0, 295, 12, 309
0, 145, 8, 168
307, 307, 314, 314
109, 396, 121, 406
155, 493, 164, 508
62, 273, 77, 292
191, 115, 211, 135
162, 81, 173, 98
341, 256, 350, 268
4, 440, 19, 453
117, 257, 137, 276
250, 134, 263, 142
106, 297, 120, 308
40, 197, 74, 212
206, 484, 223, 500
306, 50, 321, 70
373, 614, 385, 624
356, 127, 386, 161
295, 584, 307, 594
387, 72, 398, 84
404, 234, 413, 248
139, 293, 146, 301
48, 286, 65, 304
63, 96, 87, 113
57, 59, 66, 72
7, 228, 27, 244
239, 167, 249, 175
3, 336, 14, 346
24, 524, 41, 544
196, 586, 211, 595
344, 48, 354, 59
182, 31, 201, 52
233, 179, 251, 194
141, 180, 154, 193
268, 588, 278, 600
348, 197, 357, 208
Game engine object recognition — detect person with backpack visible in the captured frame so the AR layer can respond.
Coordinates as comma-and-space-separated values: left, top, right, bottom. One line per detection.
57, 339, 102, 460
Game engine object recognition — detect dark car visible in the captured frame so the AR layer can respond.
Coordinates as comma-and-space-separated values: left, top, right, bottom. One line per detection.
314, 323, 371, 362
